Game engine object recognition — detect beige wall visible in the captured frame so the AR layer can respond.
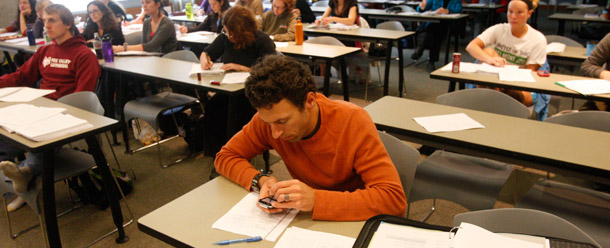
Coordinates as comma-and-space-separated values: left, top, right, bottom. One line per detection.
0, 0, 18, 28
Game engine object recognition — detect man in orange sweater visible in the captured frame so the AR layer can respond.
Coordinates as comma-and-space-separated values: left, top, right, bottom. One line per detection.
215, 55, 406, 221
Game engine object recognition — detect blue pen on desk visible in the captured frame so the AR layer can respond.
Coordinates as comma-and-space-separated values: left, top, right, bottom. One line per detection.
213, 236, 262, 245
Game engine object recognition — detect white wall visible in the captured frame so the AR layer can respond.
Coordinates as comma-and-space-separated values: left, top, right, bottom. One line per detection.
0, 1, 18, 28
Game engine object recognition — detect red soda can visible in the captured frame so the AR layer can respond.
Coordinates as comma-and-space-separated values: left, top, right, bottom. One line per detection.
452, 53, 461, 73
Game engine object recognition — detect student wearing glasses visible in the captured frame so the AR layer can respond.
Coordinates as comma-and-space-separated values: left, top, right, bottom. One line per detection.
199, 6, 276, 159
178, 0, 230, 34
113, 0, 178, 54
259, 0, 296, 42
465, 0, 545, 106
82, 1, 125, 46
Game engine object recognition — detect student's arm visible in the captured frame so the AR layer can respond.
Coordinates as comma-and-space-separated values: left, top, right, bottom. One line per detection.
466, 38, 505, 67
187, 14, 213, 33
200, 34, 225, 69
322, 6, 357, 25
314, 6, 332, 25
272, 13, 296, 42
582, 33, 610, 80
3, 19, 19, 33
19, 11, 28, 36
72, 50, 101, 93
0, 49, 42, 87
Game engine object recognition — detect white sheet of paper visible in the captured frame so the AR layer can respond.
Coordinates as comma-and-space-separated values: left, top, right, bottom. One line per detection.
14, 113, 93, 142
546, 42, 566, 54
0, 87, 21, 98
328, 23, 359, 30
0, 87, 55, 102
221, 72, 250, 84
413, 113, 484, 133
274, 227, 355, 248
178, 31, 217, 43
498, 69, 535, 82
0, 104, 66, 132
476, 63, 519, 75
440, 62, 480, 73
0, 32, 19, 38
189, 62, 224, 76
368, 222, 451, 248
452, 223, 543, 248
5, 37, 28, 43
274, 42, 289, 47
212, 193, 298, 241
114, 51, 163, 56
556, 79, 610, 95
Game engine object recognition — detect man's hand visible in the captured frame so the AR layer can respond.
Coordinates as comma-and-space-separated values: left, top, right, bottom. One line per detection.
436, 7, 449, 14
600, 70, 610, 80
292, 8, 301, 17
487, 57, 506, 67
221, 63, 249, 72
179, 25, 188, 33
200, 53, 213, 69
269, 179, 315, 212
257, 176, 285, 213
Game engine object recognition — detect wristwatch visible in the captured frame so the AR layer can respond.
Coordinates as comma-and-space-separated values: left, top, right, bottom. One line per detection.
123, 42, 128, 52
251, 173, 268, 193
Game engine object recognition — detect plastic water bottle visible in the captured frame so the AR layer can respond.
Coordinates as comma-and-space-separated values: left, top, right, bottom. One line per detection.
93, 32, 104, 59
185, 2, 193, 20
43, 27, 52, 45
26, 24, 35, 46
489, 0, 494, 6
101, 34, 114, 63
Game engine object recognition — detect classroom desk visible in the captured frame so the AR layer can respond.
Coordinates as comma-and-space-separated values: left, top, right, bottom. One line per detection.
430, 67, 610, 101
169, 15, 206, 24
0, 39, 40, 71
365, 96, 610, 185
548, 13, 610, 36
277, 42, 361, 101
304, 27, 415, 97
100, 56, 244, 151
547, 46, 588, 67
138, 176, 364, 247
0, 98, 127, 247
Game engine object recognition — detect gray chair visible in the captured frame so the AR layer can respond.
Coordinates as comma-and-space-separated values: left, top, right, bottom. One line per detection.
408, 89, 523, 221
377, 131, 420, 202
367, 21, 407, 100
124, 31, 142, 45
162, 50, 200, 63
312, 0, 328, 7
545, 111, 610, 132
304, 36, 344, 92
517, 180, 610, 248
453, 208, 601, 248
545, 35, 584, 48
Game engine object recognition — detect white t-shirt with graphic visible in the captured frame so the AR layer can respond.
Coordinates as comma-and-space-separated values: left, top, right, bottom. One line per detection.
477, 23, 547, 66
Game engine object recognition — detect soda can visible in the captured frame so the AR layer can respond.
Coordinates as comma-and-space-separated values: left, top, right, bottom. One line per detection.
452, 53, 461, 73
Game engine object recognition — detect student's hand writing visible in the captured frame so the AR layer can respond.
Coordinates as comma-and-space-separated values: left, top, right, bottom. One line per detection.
221, 63, 249, 72
436, 7, 449, 14
600, 70, 610, 80
270, 179, 315, 212
314, 18, 321, 25
487, 57, 506, 67
200, 53, 213, 69
257, 176, 285, 213
292, 8, 301, 16
179, 25, 188, 33
321, 17, 333, 25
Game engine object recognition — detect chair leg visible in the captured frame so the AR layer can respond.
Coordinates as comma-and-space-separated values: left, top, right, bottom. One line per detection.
421, 199, 436, 223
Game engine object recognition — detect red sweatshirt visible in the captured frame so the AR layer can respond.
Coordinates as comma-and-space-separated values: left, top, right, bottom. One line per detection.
0, 35, 100, 100
216, 94, 407, 221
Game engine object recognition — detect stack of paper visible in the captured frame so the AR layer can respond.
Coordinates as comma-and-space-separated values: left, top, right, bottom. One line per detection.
556, 79, 610, 95
546, 42, 566, 54
0, 87, 55, 102
222, 72, 251, 84
189, 62, 224, 76
328, 23, 359, 30
0, 104, 93, 141
413, 113, 485, 133
498, 68, 535, 82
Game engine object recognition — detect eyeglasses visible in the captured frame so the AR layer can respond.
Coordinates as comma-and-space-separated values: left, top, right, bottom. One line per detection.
88, 9, 101, 15
272, 4, 286, 10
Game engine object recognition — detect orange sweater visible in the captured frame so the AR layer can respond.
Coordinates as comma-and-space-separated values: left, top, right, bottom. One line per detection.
215, 94, 406, 221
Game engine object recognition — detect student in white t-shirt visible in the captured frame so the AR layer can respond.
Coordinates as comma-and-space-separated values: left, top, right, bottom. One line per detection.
465, 0, 546, 106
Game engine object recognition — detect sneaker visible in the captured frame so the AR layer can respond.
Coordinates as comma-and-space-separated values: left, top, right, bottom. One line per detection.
411, 48, 423, 61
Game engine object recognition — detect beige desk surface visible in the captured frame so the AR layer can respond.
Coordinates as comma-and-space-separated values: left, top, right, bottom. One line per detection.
430, 67, 610, 101
101, 56, 244, 94
0, 97, 118, 152
304, 26, 414, 41
548, 13, 610, 23
138, 176, 364, 247
169, 15, 207, 23
276, 42, 361, 59
0, 40, 40, 54
547, 46, 587, 61
358, 9, 470, 22
365, 96, 610, 184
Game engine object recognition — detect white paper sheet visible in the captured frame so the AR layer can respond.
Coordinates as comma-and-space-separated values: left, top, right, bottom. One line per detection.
368, 222, 451, 248
274, 227, 355, 248
5, 37, 28, 43
440, 62, 480, 73
476, 63, 519, 75
546, 42, 566, 54
114, 51, 163, 56
328, 23, 359, 30
212, 193, 299, 241
13, 113, 93, 142
274, 42, 289, 47
0, 87, 55, 102
452, 223, 543, 248
189, 62, 224, 76
178, 31, 217, 43
414, 113, 484, 133
498, 68, 535, 82
221, 72, 251, 84
556, 79, 610, 95
0, 104, 66, 132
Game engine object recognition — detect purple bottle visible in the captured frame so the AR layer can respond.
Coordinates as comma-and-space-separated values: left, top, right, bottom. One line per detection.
101, 34, 114, 63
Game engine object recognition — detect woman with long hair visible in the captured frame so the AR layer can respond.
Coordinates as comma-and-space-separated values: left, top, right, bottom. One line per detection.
1, 0, 38, 35
83, 1, 125, 45
113, 0, 178, 53
199, 6, 276, 157
314, 0, 358, 26
466, 0, 545, 106
259, 0, 296, 42
179, 0, 230, 34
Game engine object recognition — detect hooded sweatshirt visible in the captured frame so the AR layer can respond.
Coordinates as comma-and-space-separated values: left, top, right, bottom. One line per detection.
0, 35, 100, 100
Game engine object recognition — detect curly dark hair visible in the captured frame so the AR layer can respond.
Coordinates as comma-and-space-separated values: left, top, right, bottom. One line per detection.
222, 6, 257, 50
82, 1, 119, 39
245, 55, 317, 110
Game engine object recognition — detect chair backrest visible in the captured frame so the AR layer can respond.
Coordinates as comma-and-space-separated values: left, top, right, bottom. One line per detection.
125, 31, 142, 45
436, 88, 530, 118
312, 0, 328, 7
305, 36, 345, 47
545, 35, 584, 47
57, 91, 105, 115
573, 6, 604, 15
386, 5, 417, 13
453, 208, 601, 247
162, 50, 200, 63
377, 131, 420, 201
544, 111, 610, 132
376, 21, 405, 31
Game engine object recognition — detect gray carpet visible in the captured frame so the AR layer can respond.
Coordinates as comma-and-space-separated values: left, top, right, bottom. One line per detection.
0, 8, 596, 247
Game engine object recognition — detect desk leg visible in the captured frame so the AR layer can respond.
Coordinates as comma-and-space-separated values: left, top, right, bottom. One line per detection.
118, 74, 131, 153
557, 20, 565, 36
85, 137, 129, 244
339, 58, 349, 101
397, 39, 405, 97
448, 81, 456, 92
444, 26, 451, 65
226, 94, 238, 138
323, 59, 331, 97
42, 150, 61, 247
3, 51, 16, 72
383, 41, 393, 96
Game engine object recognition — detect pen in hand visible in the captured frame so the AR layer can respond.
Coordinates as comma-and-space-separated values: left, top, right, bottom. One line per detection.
213, 236, 262, 245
